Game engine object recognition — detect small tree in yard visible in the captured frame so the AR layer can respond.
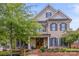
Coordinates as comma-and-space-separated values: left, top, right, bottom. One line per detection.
61, 31, 79, 48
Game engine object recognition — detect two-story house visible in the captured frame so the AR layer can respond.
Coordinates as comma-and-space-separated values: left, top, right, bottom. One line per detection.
0, 5, 71, 50
27, 4, 72, 49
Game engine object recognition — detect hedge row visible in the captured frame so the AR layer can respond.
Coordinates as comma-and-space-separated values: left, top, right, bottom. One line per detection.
40, 47, 79, 52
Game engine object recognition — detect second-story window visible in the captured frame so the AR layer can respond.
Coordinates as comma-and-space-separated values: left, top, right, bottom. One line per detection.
60, 23, 67, 31
50, 23, 57, 31
46, 12, 52, 18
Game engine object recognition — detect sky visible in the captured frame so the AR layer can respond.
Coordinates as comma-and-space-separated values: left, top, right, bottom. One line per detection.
27, 3, 79, 30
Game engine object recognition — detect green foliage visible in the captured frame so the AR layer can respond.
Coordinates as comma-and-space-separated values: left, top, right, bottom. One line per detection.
0, 4, 42, 49
61, 31, 79, 48
40, 47, 46, 52
47, 48, 66, 52
0, 51, 11, 56
65, 48, 79, 52
47, 48, 79, 52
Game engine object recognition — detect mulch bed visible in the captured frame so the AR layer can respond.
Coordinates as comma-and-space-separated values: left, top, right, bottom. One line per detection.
27, 49, 79, 56
39, 52, 79, 56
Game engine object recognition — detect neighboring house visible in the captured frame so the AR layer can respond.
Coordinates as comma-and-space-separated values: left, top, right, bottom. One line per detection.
27, 4, 72, 49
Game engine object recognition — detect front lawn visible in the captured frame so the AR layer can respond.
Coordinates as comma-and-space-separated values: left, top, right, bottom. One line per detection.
0, 50, 11, 56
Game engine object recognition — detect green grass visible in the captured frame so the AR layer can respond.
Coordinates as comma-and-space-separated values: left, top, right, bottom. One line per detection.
0, 50, 11, 56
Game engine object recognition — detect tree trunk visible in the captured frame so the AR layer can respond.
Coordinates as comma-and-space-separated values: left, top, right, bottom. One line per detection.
68, 43, 71, 48
10, 23, 13, 56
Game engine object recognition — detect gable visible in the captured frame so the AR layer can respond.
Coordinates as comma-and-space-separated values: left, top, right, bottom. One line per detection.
51, 10, 71, 19
34, 5, 72, 22
34, 5, 57, 21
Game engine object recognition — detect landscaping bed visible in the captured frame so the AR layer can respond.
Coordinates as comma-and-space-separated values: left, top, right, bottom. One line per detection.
40, 52, 79, 56
1, 48, 79, 56
40, 47, 79, 52
38, 47, 79, 56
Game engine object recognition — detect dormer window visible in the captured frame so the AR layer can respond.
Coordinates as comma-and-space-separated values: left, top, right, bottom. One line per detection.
46, 12, 52, 18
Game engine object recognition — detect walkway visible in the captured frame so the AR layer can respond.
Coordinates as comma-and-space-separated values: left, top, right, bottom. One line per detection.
27, 49, 40, 56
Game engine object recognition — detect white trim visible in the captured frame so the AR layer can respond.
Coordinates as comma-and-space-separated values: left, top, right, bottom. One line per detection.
28, 39, 31, 50
48, 37, 49, 49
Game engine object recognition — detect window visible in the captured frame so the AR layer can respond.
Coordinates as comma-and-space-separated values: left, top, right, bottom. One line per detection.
54, 39, 58, 46
60, 23, 67, 31
49, 38, 58, 46
49, 38, 54, 46
46, 12, 52, 18
50, 23, 57, 31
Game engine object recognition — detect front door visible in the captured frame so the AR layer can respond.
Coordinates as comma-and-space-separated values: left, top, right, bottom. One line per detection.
36, 38, 44, 48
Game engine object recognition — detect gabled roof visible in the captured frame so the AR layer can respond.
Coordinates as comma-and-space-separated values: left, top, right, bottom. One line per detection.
34, 4, 72, 22
34, 4, 57, 19
48, 10, 72, 21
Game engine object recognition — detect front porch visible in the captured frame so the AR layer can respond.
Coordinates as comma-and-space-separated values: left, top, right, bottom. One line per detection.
15, 36, 64, 50
28, 36, 49, 49
28, 36, 63, 50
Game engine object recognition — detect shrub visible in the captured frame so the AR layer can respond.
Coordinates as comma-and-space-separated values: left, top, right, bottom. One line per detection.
47, 48, 79, 52
47, 48, 67, 52
40, 47, 46, 52
47, 49, 53, 52
47, 48, 60, 52
59, 48, 67, 52
65, 48, 79, 52
53, 48, 59, 52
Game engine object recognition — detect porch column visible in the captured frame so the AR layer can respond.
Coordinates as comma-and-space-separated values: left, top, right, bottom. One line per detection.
48, 37, 49, 49
58, 38, 60, 47
28, 38, 31, 50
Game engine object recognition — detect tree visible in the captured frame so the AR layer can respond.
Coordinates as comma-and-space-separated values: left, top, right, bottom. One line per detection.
0, 4, 42, 50
61, 31, 79, 48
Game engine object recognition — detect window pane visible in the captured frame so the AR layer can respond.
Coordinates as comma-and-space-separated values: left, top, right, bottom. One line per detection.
50, 23, 57, 31
51, 24, 55, 27
61, 27, 65, 31
54, 38, 58, 46
49, 38, 53, 46
62, 24, 65, 27
46, 12, 52, 18
60, 23, 67, 31
49, 38, 58, 47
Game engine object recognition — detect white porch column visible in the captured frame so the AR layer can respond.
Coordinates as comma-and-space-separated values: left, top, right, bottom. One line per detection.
28, 38, 31, 50
48, 37, 49, 49
58, 38, 60, 47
